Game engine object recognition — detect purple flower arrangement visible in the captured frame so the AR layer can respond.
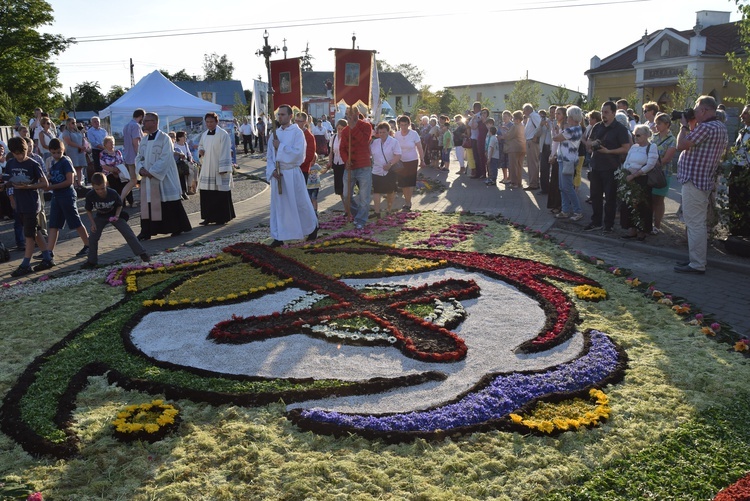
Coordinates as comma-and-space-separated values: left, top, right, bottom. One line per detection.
294, 330, 624, 436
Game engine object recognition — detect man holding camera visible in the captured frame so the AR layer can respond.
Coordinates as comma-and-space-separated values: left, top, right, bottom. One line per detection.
584, 101, 632, 233
674, 95, 728, 274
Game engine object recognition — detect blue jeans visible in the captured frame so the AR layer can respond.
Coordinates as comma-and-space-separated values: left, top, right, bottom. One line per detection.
559, 160, 582, 214
343, 166, 372, 226
488, 157, 500, 182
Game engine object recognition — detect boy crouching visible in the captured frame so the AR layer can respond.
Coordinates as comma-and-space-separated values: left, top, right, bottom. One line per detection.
81, 173, 149, 269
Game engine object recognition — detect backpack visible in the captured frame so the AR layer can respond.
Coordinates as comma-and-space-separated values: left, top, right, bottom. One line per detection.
0, 242, 10, 263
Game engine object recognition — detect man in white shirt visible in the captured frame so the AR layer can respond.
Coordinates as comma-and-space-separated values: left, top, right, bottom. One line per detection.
320, 115, 334, 135
87, 117, 107, 173
523, 103, 542, 190
266, 105, 318, 246
239, 118, 255, 155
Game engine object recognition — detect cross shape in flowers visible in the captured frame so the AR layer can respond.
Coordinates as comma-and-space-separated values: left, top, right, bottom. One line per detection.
211, 243, 481, 362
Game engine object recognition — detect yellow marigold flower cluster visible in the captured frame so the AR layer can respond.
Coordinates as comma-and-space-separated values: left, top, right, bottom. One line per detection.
509, 389, 611, 434
112, 399, 179, 435
573, 285, 608, 302
734, 339, 749, 352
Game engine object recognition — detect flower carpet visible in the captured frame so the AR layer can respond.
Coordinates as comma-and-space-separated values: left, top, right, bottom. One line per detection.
0, 211, 748, 500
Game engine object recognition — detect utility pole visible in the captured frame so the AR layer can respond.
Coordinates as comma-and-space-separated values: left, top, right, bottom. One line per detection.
130, 58, 135, 87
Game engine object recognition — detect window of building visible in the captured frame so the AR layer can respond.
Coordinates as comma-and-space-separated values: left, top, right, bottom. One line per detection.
200, 92, 216, 103
395, 96, 403, 108
407, 95, 411, 106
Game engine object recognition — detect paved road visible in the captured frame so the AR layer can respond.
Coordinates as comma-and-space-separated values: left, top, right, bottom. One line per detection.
2, 153, 748, 337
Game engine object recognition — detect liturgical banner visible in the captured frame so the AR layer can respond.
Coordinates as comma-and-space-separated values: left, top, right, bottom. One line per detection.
334, 49, 374, 109
270, 57, 302, 112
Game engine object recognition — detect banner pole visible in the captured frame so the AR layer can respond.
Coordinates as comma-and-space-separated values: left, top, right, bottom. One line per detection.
256, 30, 282, 195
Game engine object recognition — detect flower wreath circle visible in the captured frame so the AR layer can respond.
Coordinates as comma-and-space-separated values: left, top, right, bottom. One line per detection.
112, 399, 180, 443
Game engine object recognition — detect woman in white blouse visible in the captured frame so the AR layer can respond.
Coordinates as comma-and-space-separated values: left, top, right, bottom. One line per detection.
620, 124, 658, 240
370, 122, 402, 217
394, 116, 426, 212
326, 119, 348, 207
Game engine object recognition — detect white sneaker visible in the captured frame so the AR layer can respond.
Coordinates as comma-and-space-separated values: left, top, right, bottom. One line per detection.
555, 212, 570, 219
570, 213, 583, 221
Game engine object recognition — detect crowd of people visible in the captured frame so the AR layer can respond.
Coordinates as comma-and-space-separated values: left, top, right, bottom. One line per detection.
1, 94, 735, 276
1, 107, 240, 276
266, 96, 730, 276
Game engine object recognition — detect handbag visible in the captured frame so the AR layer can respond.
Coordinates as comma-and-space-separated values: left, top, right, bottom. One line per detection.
176, 159, 190, 177
645, 143, 667, 189
647, 165, 667, 189
380, 141, 404, 173
462, 137, 472, 149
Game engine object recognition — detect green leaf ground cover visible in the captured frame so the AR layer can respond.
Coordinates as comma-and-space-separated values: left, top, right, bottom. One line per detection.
0, 212, 747, 500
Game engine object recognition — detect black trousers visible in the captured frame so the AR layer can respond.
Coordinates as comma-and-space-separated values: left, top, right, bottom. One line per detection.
589, 169, 617, 228
242, 134, 254, 154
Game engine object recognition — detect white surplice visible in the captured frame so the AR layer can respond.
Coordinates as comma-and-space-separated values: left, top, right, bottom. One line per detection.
136, 130, 182, 202
198, 126, 233, 191
265, 123, 317, 241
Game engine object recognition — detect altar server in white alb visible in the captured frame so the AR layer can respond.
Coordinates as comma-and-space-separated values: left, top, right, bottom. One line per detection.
136, 112, 192, 240
197, 112, 236, 226
266, 104, 318, 247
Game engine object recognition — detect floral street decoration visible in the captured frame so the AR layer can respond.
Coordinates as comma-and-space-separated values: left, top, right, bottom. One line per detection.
112, 399, 180, 443
0, 223, 626, 457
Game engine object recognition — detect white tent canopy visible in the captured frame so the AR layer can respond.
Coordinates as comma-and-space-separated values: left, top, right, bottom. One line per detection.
100, 70, 221, 133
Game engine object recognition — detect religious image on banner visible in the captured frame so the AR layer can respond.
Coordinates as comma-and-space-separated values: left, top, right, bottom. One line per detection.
345, 64, 360, 86
270, 57, 302, 112
334, 49, 374, 109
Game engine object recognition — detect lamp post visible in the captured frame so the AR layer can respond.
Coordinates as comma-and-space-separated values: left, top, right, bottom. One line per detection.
256, 30, 281, 194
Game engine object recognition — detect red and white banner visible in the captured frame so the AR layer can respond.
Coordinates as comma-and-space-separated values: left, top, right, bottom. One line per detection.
334, 49, 374, 109
270, 57, 302, 112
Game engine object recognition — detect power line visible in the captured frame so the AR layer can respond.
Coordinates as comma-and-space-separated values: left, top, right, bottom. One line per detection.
74, 0, 651, 43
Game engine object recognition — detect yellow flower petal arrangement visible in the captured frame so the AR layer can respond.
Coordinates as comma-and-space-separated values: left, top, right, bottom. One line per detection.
509, 388, 611, 435
573, 284, 608, 302
112, 399, 180, 443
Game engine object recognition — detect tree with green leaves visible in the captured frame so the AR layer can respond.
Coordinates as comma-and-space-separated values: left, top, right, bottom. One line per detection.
232, 92, 249, 119
65, 81, 106, 111
105, 85, 127, 105
377, 61, 425, 88
506, 78, 541, 112
160, 69, 198, 82
203, 53, 234, 81
0, 89, 15, 126
547, 86, 570, 107
727, 0, 750, 103
0, 0, 72, 123
671, 70, 699, 113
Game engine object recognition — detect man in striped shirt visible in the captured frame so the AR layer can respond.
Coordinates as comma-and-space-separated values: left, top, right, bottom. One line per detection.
675, 95, 728, 274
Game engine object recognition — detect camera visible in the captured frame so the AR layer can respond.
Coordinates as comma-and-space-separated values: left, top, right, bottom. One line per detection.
591, 139, 603, 151
671, 108, 695, 121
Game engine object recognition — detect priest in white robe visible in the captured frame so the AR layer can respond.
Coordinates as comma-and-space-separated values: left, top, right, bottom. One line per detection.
266, 104, 318, 246
197, 112, 235, 225
136, 112, 192, 240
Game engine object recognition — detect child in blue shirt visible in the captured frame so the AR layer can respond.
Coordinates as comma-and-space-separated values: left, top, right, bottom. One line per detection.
3, 137, 54, 276
44, 138, 90, 259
